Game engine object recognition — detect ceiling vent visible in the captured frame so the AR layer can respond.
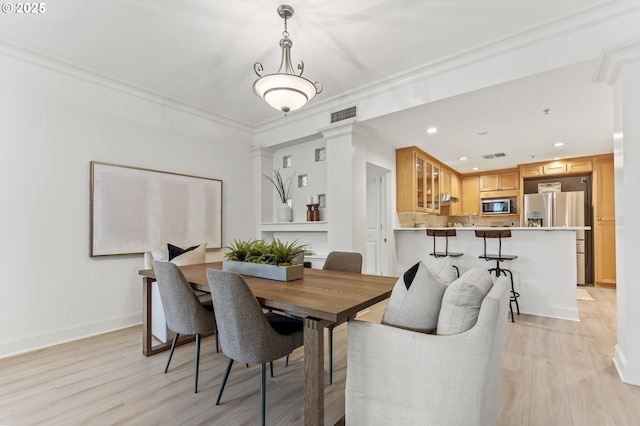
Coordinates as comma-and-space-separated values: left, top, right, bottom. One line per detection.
483, 152, 506, 159
330, 106, 357, 123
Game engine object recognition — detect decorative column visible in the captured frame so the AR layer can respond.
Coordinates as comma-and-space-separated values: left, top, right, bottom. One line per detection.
595, 40, 640, 386
252, 147, 275, 237
320, 121, 367, 257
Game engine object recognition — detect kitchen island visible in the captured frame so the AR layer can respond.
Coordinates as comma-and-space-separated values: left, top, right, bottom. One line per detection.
394, 227, 589, 321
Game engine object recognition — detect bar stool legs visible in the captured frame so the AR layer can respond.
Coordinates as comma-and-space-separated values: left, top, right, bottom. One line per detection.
489, 263, 519, 322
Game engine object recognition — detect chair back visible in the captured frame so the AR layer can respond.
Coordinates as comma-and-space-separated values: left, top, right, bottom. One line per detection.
323, 251, 363, 273
426, 228, 457, 257
206, 269, 301, 364
475, 229, 511, 259
152, 260, 216, 335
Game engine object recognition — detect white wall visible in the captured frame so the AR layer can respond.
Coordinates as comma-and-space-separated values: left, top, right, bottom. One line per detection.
0, 53, 255, 358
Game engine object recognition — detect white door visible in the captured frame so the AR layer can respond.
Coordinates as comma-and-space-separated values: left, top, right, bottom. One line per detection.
366, 165, 390, 275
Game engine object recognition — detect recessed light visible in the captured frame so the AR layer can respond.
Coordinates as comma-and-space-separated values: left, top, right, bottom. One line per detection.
426, 127, 438, 134
553, 142, 565, 147
472, 167, 479, 171
458, 156, 467, 161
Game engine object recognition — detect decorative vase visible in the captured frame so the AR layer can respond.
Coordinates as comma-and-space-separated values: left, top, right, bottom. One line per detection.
277, 202, 292, 222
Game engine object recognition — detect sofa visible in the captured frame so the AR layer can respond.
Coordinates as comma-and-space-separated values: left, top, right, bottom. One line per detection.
345, 270, 510, 425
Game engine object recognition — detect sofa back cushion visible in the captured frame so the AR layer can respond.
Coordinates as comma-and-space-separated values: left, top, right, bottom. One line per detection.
381, 257, 455, 333
436, 267, 493, 335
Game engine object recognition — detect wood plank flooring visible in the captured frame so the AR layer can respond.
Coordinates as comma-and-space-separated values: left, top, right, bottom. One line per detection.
2, 287, 639, 425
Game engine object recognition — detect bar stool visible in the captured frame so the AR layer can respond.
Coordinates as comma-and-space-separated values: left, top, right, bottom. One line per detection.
426, 229, 463, 277
475, 229, 520, 322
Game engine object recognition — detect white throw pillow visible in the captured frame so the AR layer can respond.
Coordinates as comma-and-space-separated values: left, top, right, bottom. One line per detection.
169, 243, 207, 266
151, 243, 206, 266
381, 258, 454, 333
436, 267, 494, 336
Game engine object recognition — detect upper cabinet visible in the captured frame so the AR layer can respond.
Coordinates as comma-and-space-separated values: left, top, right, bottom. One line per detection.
520, 158, 592, 178
479, 170, 519, 191
396, 147, 441, 213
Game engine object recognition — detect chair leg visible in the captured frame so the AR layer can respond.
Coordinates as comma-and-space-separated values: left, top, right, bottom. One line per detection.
164, 333, 180, 374
505, 269, 520, 315
215, 331, 219, 353
270, 361, 274, 378
260, 363, 267, 426
285, 354, 289, 367
216, 358, 234, 405
452, 265, 460, 278
328, 326, 334, 385
194, 334, 201, 393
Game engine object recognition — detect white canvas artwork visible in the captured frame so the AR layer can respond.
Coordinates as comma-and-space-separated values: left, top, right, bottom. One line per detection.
90, 162, 222, 256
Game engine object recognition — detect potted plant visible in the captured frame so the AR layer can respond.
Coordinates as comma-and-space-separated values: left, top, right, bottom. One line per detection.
223, 239, 306, 281
264, 168, 295, 222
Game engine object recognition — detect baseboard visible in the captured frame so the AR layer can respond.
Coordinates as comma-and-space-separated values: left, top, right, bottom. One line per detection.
613, 344, 640, 386
0, 312, 141, 359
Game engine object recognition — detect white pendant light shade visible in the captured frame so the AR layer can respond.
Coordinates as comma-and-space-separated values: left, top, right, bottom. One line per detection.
253, 5, 322, 115
253, 74, 319, 113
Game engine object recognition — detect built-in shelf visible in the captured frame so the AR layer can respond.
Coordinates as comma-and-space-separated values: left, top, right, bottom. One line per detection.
261, 221, 328, 232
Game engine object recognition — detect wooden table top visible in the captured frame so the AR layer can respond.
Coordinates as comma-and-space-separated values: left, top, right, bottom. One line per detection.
139, 261, 398, 324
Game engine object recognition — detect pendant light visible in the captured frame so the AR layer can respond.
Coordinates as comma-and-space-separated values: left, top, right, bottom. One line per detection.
253, 5, 323, 115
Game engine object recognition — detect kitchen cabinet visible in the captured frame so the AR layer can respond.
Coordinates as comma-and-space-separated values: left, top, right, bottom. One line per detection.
567, 159, 593, 174
450, 172, 463, 216
462, 175, 480, 215
396, 147, 440, 213
479, 170, 519, 191
543, 162, 567, 175
520, 158, 593, 178
594, 156, 616, 287
520, 164, 543, 178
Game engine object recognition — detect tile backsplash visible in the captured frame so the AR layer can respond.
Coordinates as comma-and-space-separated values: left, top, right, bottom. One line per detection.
396, 212, 520, 228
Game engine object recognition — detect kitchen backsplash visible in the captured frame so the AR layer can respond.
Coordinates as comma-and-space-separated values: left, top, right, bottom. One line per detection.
396, 212, 520, 228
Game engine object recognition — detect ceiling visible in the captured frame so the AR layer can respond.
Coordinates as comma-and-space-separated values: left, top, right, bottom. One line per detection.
0, 0, 620, 173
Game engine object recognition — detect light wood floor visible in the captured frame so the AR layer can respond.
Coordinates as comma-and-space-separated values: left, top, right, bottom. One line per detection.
2, 287, 639, 425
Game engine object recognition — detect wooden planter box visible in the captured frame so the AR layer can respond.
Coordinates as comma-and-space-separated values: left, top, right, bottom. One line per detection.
222, 260, 304, 282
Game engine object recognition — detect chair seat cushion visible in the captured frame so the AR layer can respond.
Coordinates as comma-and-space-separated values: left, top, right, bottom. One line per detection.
381, 257, 455, 333
436, 268, 494, 335
265, 312, 304, 335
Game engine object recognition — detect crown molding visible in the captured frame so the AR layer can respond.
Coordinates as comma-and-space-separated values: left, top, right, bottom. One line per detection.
0, 40, 254, 134
594, 38, 640, 84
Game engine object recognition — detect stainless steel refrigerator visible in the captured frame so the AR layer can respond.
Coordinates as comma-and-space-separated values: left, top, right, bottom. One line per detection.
524, 191, 586, 284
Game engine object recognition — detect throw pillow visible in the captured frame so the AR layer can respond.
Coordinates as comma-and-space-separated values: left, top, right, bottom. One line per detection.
436, 267, 493, 336
381, 258, 452, 333
167, 243, 207, 266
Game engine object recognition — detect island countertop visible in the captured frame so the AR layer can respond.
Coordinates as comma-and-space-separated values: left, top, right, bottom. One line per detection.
394, 226, 583, 321
394, 226, 591, 231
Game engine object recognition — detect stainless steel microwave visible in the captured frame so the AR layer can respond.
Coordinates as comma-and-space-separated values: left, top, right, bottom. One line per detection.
481, 199, 511, 215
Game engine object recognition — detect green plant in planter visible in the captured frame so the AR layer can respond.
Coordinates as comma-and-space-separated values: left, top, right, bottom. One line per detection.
225, 239, 305, 266
268, 239, 306, 266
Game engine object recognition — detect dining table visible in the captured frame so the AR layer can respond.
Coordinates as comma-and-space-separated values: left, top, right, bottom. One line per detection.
138, 261, 397, 426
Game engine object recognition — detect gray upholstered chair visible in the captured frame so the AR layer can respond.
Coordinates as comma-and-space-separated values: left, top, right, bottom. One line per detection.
323, 251, 363, 385
345, 276, 510, 425
152, 260, 218, 394
206, 269, 303, 426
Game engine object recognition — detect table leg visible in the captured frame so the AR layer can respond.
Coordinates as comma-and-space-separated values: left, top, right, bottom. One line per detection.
142, 277, 154, 356
303, 317, 330, 426
142, 277, 197, 357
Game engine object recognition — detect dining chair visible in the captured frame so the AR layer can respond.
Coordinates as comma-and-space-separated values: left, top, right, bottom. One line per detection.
206, 269, 304, 426
323, 251, 363, 385
152, 260, 218, 394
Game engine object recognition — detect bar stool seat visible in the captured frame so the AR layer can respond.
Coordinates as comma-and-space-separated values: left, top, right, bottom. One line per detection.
475, 229, 520, 322
426, 229, 463, 277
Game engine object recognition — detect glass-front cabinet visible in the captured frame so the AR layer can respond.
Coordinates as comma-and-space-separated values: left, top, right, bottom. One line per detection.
397, 147, 440, 213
